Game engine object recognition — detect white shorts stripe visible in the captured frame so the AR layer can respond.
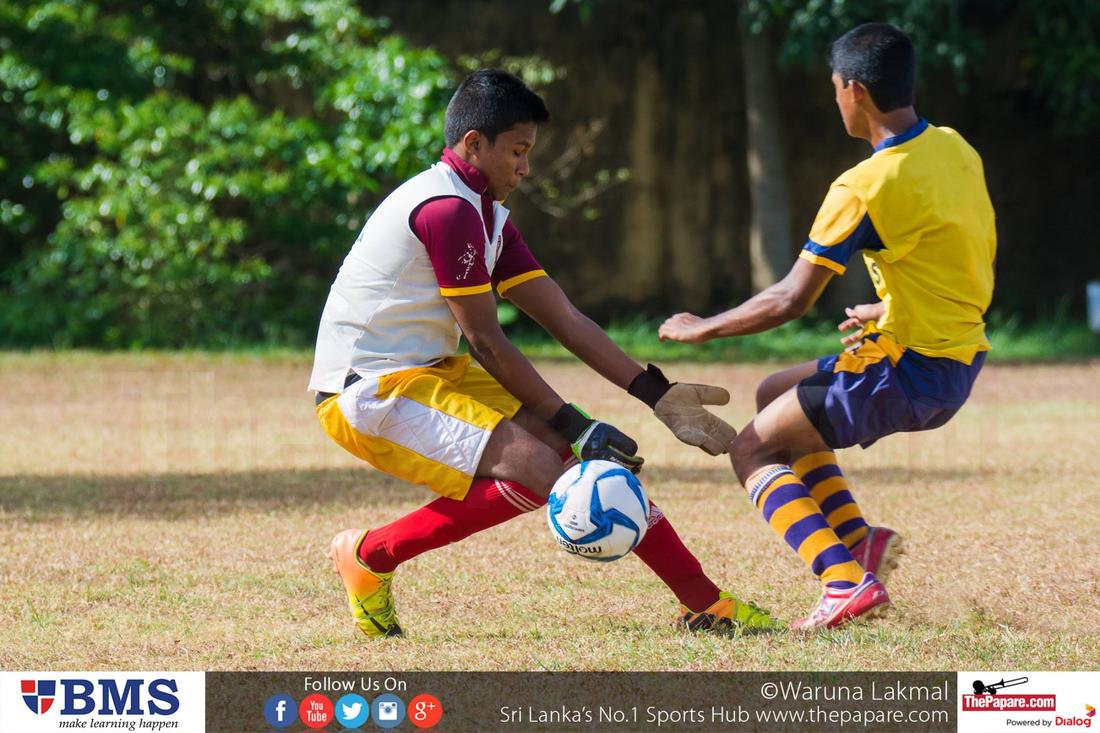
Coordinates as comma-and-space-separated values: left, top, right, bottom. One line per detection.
338, 382, 494, 478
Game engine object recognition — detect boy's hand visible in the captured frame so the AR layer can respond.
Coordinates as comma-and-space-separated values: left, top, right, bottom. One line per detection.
838, 302, 885, 349
550, 403, 644, 473
629, 364, 738, 455
658, 313, 711, 343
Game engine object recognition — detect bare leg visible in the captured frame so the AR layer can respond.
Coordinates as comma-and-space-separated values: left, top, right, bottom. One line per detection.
755, 359, 818, 412
475, 413, 565, 498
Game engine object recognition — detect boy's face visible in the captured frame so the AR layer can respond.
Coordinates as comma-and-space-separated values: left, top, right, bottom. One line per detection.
832, 72, 868, 140
467, 122, 538, 201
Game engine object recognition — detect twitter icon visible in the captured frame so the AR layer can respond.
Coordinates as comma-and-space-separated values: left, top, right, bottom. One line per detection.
335, 693, 370, 729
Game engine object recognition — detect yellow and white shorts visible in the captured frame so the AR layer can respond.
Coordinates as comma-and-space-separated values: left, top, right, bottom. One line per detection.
316, 356, 521, 500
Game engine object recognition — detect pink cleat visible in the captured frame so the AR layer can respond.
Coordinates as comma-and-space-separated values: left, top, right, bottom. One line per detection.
849, 526, 905, 582
790, 572, 890, 631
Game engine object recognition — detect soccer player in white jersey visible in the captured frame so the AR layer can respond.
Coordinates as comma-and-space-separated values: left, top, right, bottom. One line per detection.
311, 69, 782, 637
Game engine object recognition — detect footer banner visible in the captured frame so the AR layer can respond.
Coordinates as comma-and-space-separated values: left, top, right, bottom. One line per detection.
5, 671, 1096, 732
206, 672, 956, 732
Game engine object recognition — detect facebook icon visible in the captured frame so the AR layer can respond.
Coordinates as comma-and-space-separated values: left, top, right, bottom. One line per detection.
264, 693, 297, 729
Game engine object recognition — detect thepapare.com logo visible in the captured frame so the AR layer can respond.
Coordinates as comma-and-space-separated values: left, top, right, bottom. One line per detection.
20, 676, 180, 718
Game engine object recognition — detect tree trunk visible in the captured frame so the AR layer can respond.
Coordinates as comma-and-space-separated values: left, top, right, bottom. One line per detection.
616, 52, 665, 302
666, 10, 712, 311
741, 27, 792, 292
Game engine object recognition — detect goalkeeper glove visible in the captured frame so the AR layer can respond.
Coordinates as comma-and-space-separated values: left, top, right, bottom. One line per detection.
628, 363, 737, 456
549, 403, 644, 474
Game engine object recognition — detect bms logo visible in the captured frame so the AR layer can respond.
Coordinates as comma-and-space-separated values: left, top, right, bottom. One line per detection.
17, 678, 180, 716
21, 680, 55, 714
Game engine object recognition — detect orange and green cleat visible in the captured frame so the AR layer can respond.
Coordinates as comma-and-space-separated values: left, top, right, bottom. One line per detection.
678, 591, 785, 634
328, 529, 402, 638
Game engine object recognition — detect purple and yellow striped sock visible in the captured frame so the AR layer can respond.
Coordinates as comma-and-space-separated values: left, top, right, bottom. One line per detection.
746, 464, 864, 589
792, 451, 869, 549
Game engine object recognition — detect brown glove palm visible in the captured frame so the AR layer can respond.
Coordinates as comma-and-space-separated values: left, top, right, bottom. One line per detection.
628, 364, 738, 456
653, 382, 737, 455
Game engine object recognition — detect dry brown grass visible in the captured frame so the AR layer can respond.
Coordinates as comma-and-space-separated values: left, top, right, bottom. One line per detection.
1, 353, 1098, 671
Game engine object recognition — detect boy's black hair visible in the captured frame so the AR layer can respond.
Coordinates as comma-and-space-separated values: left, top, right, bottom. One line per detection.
828, 23, 916, 112
444, 69, 550, 148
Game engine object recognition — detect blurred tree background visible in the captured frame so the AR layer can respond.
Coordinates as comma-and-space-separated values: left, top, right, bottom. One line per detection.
1, 0, 1097, 348
0, 0, 453, 346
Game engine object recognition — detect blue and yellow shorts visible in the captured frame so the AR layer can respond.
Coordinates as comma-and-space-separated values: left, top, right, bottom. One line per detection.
796, 333, 985, 449
315, 355, 521, 500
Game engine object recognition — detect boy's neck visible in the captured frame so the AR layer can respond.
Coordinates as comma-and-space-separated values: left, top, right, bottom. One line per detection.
866, 107, 920, 148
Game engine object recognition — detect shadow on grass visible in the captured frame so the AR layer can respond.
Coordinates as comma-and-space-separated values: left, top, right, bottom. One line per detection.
0, 463, 987, 519
0, 468, 419, 519
647, 464, 986, 487
845, 465, 989, 485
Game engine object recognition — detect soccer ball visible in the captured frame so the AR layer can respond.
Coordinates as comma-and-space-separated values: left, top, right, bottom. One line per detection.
547, 460, 650, 561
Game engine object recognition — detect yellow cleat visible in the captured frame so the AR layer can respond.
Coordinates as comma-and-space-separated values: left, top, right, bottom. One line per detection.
678, 591, 785, 634
328, 529, 403, 638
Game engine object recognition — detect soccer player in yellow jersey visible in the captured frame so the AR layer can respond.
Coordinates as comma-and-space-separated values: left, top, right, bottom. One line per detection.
659, 23, 996, 630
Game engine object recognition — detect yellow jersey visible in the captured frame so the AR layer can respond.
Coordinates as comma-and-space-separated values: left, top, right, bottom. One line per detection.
799, 119, 996, 364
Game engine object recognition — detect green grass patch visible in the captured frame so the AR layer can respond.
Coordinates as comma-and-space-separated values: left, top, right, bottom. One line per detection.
1, 316, 1096, 364
507, 317, 1100, 364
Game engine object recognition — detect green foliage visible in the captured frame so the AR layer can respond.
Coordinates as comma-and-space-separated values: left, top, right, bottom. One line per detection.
0, 0, 454, 347
742, 0, 982, 79
1019, 0, 1100, 134
741, 0, 1100, 132
549, 0, 593, 24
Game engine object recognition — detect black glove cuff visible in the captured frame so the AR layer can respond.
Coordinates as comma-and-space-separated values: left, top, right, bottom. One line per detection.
549, 403, 591, 443
627, 363, 673, 409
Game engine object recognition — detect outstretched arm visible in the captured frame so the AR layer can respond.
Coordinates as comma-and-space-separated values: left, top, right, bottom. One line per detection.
445, 289, 565, 420
507, 276, 738, 456
659, 259, 835, 344
503, 276, 643, 387
445, 289, 642, 471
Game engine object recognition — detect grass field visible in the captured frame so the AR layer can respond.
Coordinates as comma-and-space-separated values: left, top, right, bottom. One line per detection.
1, 352, 1098, 672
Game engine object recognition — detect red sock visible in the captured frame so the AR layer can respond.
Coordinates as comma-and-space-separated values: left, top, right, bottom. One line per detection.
358, 478, 545, 572
558, 447, 579, 470
633, 502, 721, 612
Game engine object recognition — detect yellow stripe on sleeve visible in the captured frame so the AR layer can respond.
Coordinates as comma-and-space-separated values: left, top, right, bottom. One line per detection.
799, 251, 847, 275
496, 269, 548, 296
439, 283, 493, 297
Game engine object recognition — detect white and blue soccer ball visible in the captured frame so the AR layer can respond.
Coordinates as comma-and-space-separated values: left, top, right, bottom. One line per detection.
547, 460, 650, 562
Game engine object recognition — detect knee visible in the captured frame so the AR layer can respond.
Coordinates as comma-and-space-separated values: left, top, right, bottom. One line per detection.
755, 375, 783, 412
526, 443, 565, 497
727, 432, 760, 484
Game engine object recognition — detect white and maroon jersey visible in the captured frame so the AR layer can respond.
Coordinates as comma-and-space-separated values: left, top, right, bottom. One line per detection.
308, 149, 545, 392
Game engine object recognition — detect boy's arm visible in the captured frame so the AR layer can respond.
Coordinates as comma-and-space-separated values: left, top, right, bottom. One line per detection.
444, 290, 642, 471
502, 276, 642, 388
659, 259, 834, 344
661, 182, 881, 345
446, 289, 565, 420
505, 276, 737, 455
